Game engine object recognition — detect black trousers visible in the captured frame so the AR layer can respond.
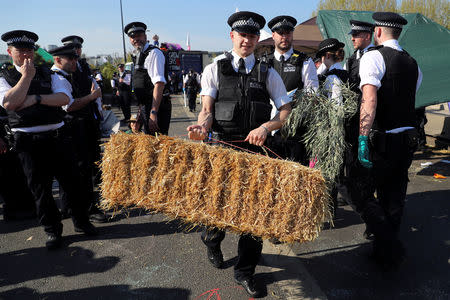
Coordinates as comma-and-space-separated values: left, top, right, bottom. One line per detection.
13, 128, 89, 234
58, 118, 99, 214
346, 131, 414, 242
186, 87, 197, 111
118, 89, 131, 120
0, 150, 36, 220
135, 87, 172, 135
201, 228, 263, 280
201, 136, 265, 280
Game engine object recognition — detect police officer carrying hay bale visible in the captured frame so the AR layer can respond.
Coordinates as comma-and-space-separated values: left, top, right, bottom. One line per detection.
187, 11, 292, 298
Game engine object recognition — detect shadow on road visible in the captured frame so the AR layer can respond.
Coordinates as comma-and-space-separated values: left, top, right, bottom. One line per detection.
0, 246, 119, 287
0, 286, 190, 300
259, 189, 449, 300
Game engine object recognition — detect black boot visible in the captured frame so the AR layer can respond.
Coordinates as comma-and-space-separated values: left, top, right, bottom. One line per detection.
235, 276, 262, 298
207, 246, 223, 268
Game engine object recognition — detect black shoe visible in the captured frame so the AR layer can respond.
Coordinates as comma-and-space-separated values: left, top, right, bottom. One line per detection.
235, 277, 262, 298
46, 233, 62, 250
74, 222, 99, 236
363, 228, 374, 240
89, 212, 108, 223
207, 246, 223, 268
269, 237, 282, 245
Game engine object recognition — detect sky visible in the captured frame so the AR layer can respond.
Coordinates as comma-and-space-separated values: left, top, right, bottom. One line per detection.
0, 0, 321, 57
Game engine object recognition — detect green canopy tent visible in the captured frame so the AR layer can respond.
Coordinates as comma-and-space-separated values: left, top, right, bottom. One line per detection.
317, 10, 450, 108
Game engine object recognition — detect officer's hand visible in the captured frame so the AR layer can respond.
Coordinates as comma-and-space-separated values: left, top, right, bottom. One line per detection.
0, 137, 8, 154
91, 87, 102, 100
116, 91, 120, 96
148, 113, 159, 133
187, 124, 207, 140
21, 58, 36, 79
358, 135, 373, 168
119, 78, 124, 83
245, 126, 268, 146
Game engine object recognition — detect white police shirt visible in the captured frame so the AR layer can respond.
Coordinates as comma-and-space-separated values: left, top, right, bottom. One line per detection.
201, 50, 291, 110
324, 62, 345, 105
359, 39, 422, 92
142, 42, 167, 85
274, 47, 319, 92
0, 64, 73, 132
119, 71, 132, 86
359, 39, 423, 133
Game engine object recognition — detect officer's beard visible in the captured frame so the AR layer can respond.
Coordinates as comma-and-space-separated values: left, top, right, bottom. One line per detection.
276, 41, 292, 52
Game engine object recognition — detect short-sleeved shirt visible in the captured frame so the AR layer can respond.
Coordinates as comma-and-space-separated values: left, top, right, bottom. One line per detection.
200, 50, 290, 110
359, 39, 422, 92
142, 43, 167, 85
0, 64, 73, 132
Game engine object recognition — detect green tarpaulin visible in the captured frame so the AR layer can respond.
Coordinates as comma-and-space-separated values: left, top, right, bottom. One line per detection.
36, 47, 53, 62
317, 10, 450, 108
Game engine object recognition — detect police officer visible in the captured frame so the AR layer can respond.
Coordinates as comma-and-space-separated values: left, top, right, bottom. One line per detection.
266, 15, 319, 165
58, 35, 107, 223
344, 20, 375, 238
0, 31, 97, 249
356, 12, 422, 269
267, 16, 319, 94
124, 21, 171, 135
345, 20, 375, 93
116, 63, 132, 121
187, 11, 291, 298
315, 38, 348, 103
183, 68, 199, 112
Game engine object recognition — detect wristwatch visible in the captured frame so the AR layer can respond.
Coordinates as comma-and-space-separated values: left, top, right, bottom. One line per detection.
151, 110, 158, 115
35, 94, 42, 105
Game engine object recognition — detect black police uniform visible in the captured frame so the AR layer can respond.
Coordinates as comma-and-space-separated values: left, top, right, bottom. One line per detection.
124, 21, 172, 135
131, 45, 172, 134
185, 71, 198, 111
0, 103, 36, 221
350, 13, 420, 266
201, 51, 272, 282
266, 16, 311, 164
0, 47, 91, 238
53, 40, 103, 220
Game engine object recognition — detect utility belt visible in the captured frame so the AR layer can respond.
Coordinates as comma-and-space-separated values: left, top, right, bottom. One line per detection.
13, 127, 65, 140
368, 127, 419, 162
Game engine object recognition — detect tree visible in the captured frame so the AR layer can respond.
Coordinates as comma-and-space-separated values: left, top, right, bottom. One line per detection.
312, 0, 449, 29
313, 0, 397, 16
400, 0, 449, 28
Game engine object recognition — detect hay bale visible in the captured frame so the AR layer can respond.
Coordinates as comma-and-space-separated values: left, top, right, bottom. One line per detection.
100, 133, 331, 243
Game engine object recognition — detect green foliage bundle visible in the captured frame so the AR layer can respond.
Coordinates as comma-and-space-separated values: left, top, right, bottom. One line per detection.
282, 84, 359, 182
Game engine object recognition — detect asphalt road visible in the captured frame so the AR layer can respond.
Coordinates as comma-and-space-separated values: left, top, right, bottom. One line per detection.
1, 94, 449, 300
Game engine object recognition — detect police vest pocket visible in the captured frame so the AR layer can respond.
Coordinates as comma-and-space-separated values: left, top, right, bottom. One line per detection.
215, 101, 239, 121
249, 101, 272, 129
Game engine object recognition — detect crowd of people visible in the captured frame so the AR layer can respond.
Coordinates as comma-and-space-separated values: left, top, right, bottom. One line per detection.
0, 10, 422, 298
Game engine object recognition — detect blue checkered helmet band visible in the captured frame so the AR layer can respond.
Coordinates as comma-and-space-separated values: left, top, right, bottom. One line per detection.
63, 38, 82, 45
7, 35, 35, 44
232, 18, 261, 30
272, 19, 294, 30
351, 24, 372, 31
375, 21, 403, 29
